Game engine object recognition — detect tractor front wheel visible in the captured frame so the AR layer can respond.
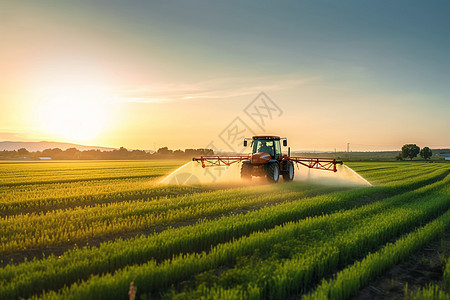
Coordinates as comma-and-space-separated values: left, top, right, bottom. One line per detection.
266, 162, 280, 183
240, 163, 252, 180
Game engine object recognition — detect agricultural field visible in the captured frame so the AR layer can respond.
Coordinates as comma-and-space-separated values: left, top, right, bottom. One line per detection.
0, 160, 450, 299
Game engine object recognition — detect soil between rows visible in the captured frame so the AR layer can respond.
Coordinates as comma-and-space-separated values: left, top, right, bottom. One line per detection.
352, 232, 450, 300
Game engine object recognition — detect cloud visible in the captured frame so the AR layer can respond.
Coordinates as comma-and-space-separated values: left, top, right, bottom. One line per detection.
120, 97, 172, 104
118, 75, 317, 103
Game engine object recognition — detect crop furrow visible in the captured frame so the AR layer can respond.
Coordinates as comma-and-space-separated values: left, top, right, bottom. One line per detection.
1, 173, 448, 300
35, 181, 450, 300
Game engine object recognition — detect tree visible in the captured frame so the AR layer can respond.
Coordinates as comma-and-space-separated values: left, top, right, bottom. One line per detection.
420, 147, 432, 160
173, 149, 184, 156
17, 148, 29, 155
64, 147, 81, 159
116, 147, 129, 159
401, 144, 420, 160
157, 147, 173, 156
395, 153, 403, 161
42, 148, 63, 159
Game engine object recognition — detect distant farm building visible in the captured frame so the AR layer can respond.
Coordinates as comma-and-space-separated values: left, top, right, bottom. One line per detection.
438, 153, 450, 161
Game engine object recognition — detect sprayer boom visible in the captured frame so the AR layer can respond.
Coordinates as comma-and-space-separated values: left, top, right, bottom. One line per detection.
289, 157, 343, 172
192, 155, 342, 172
192, 155, 250, 168
192, 136, 343, 183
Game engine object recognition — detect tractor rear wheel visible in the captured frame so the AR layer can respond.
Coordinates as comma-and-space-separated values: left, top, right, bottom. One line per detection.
282, 161, 295, 182
240, 163, 252, 180
266, 162, 280, 183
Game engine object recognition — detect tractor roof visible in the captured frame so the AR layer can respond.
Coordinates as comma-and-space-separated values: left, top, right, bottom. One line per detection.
253, 136, 280, 140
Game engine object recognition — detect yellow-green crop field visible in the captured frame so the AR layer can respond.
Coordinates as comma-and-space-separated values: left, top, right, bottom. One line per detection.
1, 160, 450, 299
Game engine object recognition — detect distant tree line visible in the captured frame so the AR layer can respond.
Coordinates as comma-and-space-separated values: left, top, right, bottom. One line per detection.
0, 147, 214, 160
396, 144, 432, 160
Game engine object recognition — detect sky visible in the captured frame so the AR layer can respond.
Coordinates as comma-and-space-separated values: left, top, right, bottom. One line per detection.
1, 0, 449, 152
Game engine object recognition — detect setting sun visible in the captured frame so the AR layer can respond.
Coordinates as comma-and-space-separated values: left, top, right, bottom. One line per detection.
36, 85, 115, 143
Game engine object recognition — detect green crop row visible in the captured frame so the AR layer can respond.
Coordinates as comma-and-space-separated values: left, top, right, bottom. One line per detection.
347, 162, 441, 174
347, 163, 449, 185
1, 171, 448, 299
0, 181, 205, 216
2, 161, 446, 254
161, 181, 450, 299
304, 209, 450, 300
0, 162, 442, 217
0, 164, 447, 299
0, 160, 184, 186
0, 182, 344, 256
410, 285, 450, 300
0, 184, 371, 299
34, 176, 450, 300
1, 161, 448, 299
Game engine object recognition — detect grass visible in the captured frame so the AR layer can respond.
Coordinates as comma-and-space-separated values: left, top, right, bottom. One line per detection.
0, 160, 449, 299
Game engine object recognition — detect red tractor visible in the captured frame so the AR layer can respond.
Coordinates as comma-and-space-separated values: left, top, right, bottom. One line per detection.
193, 136, 342, 183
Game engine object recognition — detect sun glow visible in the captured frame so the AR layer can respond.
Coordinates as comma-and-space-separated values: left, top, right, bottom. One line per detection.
37, 85, 116, 143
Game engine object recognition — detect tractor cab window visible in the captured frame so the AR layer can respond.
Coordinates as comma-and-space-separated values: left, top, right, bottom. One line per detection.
253, 140, 275, 157
274, 140, 281, 159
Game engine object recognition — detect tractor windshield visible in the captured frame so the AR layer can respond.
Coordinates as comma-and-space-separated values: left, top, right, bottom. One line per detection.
253, 139, 275, 157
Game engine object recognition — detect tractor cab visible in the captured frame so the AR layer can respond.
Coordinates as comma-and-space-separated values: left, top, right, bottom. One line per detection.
244, 136, 287, 160
241, 136, 291, 182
